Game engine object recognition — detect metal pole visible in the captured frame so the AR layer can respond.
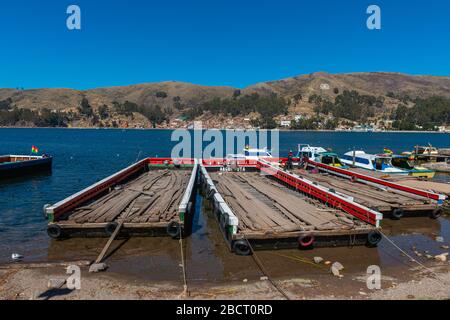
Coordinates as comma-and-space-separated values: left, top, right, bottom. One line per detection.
352, 148, 356, 167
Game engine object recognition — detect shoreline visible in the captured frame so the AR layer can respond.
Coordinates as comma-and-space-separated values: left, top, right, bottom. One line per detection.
0, 126, 449, 134
1, 260, 449, 300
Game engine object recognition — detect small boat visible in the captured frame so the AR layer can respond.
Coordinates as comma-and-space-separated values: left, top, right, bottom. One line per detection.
414, 145, 439, 156
227, 147, 273, 161
294, 145, 346, 168
390, 155, 436, 179
295, 144, 328, 161
0, 155, 53, 178
340, 151, 408, 175
314, 152, 347, 168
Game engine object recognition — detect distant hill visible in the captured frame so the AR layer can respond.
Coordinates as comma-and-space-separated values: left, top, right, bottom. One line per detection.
0, 82, 236, 112
251, 72, 450, 98
1, 72, 450, 128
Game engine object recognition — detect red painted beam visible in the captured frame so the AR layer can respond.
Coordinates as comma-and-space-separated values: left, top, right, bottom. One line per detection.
147, 158, 196, 165
257, 161, 382, 227
201, 159, 259, 167
306, 159, 446, 202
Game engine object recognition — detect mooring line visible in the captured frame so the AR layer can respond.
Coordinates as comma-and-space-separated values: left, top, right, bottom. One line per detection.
133, 150, 142, 165
267, 252, 329, 271
379, 230, 450, 287
179, 227, 189, 296
244, 238, 291, 300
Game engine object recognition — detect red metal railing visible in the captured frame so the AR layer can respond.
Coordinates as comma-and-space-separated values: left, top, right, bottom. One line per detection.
201, 159, 259, 167
306, 159, 446, 202
147, 158, 196, 165
257, 161, 382, 226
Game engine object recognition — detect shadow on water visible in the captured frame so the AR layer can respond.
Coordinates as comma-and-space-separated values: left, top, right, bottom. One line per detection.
0, 171, 52, 187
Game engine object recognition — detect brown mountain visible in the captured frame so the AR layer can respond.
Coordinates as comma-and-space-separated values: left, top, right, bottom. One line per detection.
0, 82, 236, 112
249, 72, 450, 98
2, 72, 450, 127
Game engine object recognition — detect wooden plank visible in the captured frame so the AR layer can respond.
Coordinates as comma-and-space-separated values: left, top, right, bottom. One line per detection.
94, 221, 124, 264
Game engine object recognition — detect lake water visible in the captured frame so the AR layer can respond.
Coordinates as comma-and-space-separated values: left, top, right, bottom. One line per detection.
0, 128, 449, 281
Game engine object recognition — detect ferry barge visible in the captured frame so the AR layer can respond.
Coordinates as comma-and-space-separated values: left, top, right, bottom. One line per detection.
0, 155, 52, 178
304, 158, 446, 219
45, 158, 198, 239
200, 159, 382, 255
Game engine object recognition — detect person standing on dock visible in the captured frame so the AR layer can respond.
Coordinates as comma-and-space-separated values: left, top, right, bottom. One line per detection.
287, 150, 294, 170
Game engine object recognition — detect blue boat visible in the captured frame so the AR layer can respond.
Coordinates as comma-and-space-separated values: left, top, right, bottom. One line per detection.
0, 155, 53, 178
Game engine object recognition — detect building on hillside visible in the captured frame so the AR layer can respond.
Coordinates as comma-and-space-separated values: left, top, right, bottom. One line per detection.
383, 120, 394, 129
352, 124, 375, 132
280, 120, 291, 128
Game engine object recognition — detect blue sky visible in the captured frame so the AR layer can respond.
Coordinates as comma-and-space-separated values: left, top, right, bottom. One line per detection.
0, 0, 449, 89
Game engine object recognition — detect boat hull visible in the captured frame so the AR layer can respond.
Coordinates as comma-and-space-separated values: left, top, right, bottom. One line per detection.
340, 160, 407, 174
409, 170, 436, 179
0, 156, 53, 178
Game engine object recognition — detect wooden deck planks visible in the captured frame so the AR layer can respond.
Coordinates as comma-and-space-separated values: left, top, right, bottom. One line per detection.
210, 172, 362, 235
295, 169, 433, 210
65, 169, 190, 224
237, 174, 345, 230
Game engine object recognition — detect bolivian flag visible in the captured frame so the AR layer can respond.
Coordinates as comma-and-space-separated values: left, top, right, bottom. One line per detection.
31, 146, 39, 154
383, 148, 393, 155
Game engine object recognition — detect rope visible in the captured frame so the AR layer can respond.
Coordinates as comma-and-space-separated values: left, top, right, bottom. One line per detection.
350, 233, 357, 247
243, 237, 291, 300
268, 252, 329, 271
379, 230, 450, 287
179, 227, 188, 296
132, 150, 142, 165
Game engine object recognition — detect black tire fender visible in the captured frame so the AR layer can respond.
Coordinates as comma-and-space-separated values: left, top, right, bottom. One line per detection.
367, 231, 382, 247
105, 222, 119, 236
233, 240, 252, 256
298, 234, 315, 248
392, 208, 405, 220
430, 208, 443, 219
47, 224, 62, 239
207, 188, 216, 200
167, 221, 181, 238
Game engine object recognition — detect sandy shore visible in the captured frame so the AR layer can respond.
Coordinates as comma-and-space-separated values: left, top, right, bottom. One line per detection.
1, 261, 449, 300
